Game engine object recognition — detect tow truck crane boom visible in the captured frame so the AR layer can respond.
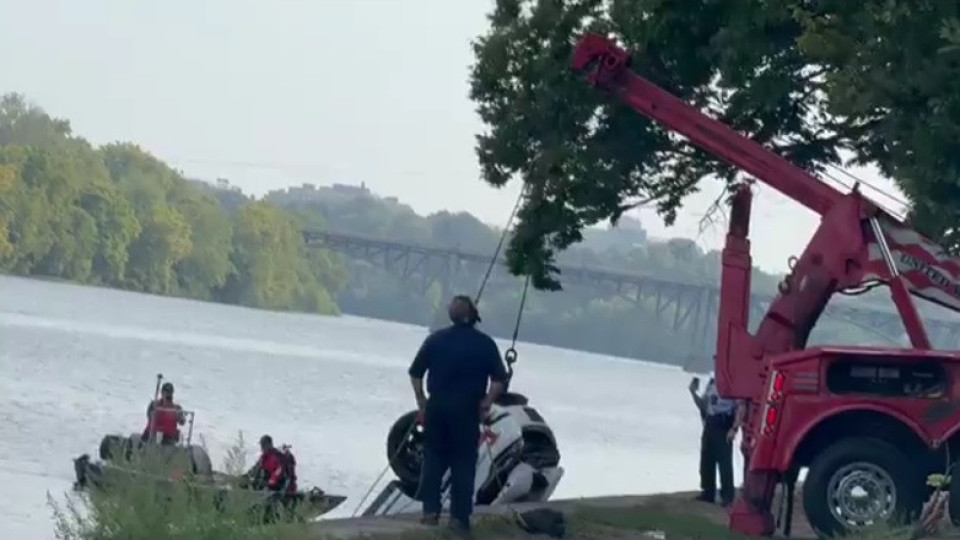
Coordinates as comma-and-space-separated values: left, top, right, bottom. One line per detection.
571, 34, 960, 537
573, 35, 839, 217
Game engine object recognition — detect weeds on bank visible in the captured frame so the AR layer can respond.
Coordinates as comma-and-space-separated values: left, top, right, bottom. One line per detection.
49, 433, 310, 540
569, 504, 750, 540
553, 505, 937, 540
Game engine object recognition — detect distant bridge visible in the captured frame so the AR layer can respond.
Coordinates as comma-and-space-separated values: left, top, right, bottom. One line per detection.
302, 229, 960, 365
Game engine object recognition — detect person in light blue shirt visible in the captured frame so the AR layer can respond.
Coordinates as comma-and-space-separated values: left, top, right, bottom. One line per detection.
688, 374, 736, 506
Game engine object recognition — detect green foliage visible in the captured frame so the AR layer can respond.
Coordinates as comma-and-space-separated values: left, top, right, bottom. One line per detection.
220, 202, 341, 313
49, 440, 308, 540
469, 0, 960, 289
0, 93, 343, 314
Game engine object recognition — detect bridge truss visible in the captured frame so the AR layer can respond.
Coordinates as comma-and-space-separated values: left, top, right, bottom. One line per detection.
303, 230, 960, 367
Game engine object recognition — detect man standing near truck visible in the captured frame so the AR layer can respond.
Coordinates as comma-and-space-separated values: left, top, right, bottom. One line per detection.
408, 295, 508, 538
689, 375, 736, 506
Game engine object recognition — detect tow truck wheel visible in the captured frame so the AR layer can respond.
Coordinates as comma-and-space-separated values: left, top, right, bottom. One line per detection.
803, 437, 924, 538
947, 462, 960, 527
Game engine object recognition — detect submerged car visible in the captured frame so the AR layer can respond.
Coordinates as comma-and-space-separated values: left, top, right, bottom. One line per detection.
363, 390, 564, 516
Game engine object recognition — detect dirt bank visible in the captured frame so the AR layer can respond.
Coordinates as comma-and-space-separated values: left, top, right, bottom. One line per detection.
309, 490, 814, 539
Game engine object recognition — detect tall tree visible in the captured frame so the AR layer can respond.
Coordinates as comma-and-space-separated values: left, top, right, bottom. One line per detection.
173, 191, 234, 298
222, 202, 341, 314
0, 92, 346, 315
470, 0, 960, 288
793, 1, 960, 250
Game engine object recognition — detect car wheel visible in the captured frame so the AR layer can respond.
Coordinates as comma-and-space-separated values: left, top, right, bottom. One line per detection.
386, 410, 424, 498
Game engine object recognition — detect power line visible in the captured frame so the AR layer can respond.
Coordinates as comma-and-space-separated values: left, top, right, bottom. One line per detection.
165, 155, 485, 183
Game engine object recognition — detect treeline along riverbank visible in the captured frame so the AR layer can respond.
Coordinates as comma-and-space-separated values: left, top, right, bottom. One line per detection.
0, 93, 884, 366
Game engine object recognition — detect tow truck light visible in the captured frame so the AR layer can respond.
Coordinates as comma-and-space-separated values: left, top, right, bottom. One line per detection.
765, 406, 778, 427
760, 405, 779, 437
773, 372, 785, 393
768, 371, 785, 403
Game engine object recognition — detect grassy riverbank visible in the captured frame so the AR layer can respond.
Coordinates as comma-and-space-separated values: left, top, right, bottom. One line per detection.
51, 477, 933, 540
49, 489, 751, 540
48, 438, 938, 540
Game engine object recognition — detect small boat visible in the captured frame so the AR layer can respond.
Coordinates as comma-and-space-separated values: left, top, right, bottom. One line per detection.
72, 416, 345, 523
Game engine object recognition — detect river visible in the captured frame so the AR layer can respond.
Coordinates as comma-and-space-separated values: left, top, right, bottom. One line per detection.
0, 275, 741, 539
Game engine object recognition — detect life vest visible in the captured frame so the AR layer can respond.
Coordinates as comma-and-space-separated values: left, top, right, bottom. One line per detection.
280, 447, 298, 493
145, 400, 181, 443
257, 447, 297, 492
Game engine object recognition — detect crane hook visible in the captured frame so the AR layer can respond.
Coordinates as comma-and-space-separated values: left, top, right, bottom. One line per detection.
504, 347, 518, 365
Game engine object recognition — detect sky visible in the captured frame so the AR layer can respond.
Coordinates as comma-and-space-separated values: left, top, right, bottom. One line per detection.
0, 0, 912, 273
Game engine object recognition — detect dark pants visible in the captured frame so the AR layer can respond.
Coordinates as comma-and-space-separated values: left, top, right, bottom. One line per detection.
421, 399, 480, 528
741, 445, 749, 484
700, 414, 735, 503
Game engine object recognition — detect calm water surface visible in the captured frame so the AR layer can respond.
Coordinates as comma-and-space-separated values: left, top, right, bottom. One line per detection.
0, 275, 740, 539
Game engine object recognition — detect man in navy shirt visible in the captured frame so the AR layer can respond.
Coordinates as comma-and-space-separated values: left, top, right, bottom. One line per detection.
408, 295, 508, 537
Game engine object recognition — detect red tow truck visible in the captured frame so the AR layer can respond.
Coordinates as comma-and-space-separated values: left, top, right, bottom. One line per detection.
571, 34, 960, 537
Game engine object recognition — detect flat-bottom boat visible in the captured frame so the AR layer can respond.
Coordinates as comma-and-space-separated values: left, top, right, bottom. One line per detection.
72, 432, 346, 523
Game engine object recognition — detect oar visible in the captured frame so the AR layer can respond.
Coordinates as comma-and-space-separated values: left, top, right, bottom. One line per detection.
145, 373, 163, 443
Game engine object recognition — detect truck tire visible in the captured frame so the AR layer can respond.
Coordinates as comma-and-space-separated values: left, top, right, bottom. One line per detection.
948, 463, 960, 527
802, 437, 924, 538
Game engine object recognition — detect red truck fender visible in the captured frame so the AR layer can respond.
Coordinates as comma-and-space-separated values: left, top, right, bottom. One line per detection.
775, 404, 931, 472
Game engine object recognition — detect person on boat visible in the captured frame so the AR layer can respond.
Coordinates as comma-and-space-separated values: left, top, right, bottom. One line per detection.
143, 382, 186, 445
408, 295, 508, 537
247, 435, 297, 494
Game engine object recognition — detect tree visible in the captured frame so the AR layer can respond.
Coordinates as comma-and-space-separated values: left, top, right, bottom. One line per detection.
125, 204, 193, 293
173, 192, 234, 298
0, 93, 73, 149
221, 202, 341, 314
469, 0, 960, 288
0, 163, 17, 261
78, 181, 141, 285
427, 211, 500, 252
792, 1, 960, 251
0, 92, 345, 316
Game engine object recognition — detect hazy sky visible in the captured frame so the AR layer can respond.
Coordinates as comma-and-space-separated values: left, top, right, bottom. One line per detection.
0, 0, 912, 273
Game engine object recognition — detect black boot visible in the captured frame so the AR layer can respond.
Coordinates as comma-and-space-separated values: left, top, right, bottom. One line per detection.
420, 514, 440, 526
693, 491, 715, 503
446, 519, 473, 539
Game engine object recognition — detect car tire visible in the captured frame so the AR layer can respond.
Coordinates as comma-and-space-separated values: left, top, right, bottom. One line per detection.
802, 437, 924, 538
385, 410, 423, 497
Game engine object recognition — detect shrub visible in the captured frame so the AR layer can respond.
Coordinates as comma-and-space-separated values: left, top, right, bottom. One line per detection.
49, 434, 310, 540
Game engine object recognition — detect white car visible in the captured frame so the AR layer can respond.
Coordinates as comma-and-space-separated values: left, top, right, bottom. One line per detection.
363, 391, 564, 516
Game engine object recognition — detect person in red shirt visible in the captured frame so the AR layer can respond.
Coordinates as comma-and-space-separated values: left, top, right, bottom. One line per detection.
143, 382, 186, 445
249, 435, 296, 493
